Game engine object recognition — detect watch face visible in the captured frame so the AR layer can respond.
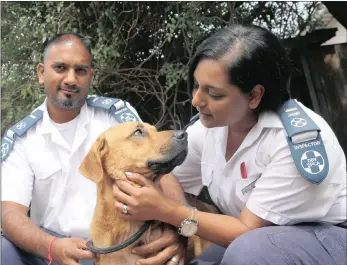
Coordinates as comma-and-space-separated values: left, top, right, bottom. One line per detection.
180, 220, 198, 237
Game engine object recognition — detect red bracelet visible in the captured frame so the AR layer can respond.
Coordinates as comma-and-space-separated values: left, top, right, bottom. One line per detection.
48, 237, 58, 265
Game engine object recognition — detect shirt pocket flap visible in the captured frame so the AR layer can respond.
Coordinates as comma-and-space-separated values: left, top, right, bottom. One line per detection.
31, 155, 61, 180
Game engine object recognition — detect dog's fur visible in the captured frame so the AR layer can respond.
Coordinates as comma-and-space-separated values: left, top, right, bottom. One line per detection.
79, 122, 193, 265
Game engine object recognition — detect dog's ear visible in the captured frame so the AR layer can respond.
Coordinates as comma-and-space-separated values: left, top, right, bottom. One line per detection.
79, 134, 108, 183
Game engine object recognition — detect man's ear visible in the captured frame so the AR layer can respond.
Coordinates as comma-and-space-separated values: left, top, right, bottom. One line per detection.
248, 84, 265, 110
37, 63, 44, 85
79, 134, 108, 183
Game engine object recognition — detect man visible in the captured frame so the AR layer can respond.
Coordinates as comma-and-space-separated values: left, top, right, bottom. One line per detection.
1, 33, 185, 265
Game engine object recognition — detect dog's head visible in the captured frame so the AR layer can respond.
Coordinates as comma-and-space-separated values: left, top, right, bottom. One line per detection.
79, 122, 188, 183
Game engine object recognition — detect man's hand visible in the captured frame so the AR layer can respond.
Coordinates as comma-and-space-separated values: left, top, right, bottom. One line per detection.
132, 225, 186, 265
51, 238, 95, 265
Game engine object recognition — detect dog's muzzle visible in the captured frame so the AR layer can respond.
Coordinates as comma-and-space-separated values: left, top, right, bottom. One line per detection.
147, 130, 188, 175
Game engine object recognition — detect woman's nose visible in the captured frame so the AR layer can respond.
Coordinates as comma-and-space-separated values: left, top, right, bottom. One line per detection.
192, 88, 206, 108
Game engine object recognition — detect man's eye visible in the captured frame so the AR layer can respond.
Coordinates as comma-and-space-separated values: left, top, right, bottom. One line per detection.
77, 68, 87, 74
55, 65, 65, 71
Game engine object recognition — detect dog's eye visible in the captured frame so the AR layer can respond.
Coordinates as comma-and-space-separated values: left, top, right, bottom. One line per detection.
132, 128, 144, 137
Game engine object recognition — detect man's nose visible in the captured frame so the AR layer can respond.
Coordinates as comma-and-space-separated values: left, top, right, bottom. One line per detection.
64, 69, 78, 86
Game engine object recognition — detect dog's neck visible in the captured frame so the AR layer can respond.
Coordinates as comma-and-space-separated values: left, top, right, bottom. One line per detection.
94, 175, 145, 242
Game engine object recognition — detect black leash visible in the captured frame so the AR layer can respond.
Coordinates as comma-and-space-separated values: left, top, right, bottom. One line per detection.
183, 113, 200, 131
86, 220, 153, 254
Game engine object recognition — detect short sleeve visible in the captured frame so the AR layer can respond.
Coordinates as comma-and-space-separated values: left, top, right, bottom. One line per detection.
1, 137, 34, 207
246, 129, 345, 225
172, 120, 206, 195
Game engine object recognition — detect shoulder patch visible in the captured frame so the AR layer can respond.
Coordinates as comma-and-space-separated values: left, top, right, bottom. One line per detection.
278, 99, 329, 184
1, 109, 43, 162
87, 95, 140, 123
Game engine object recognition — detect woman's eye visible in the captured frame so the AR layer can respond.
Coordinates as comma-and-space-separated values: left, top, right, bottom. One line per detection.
209, 93, 223, 99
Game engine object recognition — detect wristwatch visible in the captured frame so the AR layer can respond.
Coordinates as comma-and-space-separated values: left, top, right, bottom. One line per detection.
178, 204, 198, 237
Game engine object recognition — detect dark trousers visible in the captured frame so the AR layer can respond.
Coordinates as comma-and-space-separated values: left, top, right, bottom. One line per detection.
193, 223, 347, 265
2, 223, 346, 265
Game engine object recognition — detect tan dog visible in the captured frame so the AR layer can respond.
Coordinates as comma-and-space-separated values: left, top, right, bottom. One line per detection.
79, 122, 189, 265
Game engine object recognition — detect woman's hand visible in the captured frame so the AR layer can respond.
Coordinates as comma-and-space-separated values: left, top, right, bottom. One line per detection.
113, 172, 179, 222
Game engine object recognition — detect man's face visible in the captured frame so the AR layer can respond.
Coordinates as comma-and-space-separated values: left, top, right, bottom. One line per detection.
37, 37, 94, 110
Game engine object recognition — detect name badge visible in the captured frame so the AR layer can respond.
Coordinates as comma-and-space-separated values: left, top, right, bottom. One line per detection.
236, 178, 259, 201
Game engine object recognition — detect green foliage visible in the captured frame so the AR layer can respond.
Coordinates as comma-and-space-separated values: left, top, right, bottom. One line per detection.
160, 63, 188, 90
1, 1, 319, 133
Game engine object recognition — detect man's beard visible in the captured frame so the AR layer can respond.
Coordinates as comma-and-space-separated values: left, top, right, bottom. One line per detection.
50, 89, 86, 110
55, 96, 83, 109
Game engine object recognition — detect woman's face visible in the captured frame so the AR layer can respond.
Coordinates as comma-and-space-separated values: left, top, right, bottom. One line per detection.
192, 59, 256, 129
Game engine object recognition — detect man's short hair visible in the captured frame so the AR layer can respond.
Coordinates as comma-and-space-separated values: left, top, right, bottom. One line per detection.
43, 32, 93, 65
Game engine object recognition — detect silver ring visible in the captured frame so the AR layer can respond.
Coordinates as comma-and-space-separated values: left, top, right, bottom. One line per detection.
122, 204, 128, 214
169, 257, 179, 265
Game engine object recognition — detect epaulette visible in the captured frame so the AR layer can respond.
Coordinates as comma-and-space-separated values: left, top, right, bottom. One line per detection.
86, 95, 140, 124
278, 99, 329, 184
1, 109, 44, 162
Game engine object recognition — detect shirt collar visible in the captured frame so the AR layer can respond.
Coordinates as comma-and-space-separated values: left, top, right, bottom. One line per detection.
257, 111, 284, 129
235, 111, 284, 150
38, 98, 91, 135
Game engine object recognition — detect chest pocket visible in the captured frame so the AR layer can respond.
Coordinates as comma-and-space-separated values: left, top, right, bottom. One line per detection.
31, 153, 62, 180
235, 175, 260, 204
235, 146, 270, 204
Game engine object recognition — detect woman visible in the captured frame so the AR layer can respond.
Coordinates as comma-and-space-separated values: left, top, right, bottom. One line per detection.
113, 25, 347, 265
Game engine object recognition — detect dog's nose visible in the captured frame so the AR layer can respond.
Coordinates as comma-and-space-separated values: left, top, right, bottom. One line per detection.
173, 130, 187, 140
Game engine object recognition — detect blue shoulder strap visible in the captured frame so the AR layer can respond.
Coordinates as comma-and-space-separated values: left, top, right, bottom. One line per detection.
278, 99, 329, 184
86, 95, 140, 123
1, 96, 140, 162
1, 109, 44, 162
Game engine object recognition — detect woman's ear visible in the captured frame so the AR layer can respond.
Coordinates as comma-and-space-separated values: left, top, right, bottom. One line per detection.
249, 84, 264, 110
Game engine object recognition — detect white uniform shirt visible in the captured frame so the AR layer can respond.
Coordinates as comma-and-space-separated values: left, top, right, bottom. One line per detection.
173, 102, 346, 225
1, 99, 140, 238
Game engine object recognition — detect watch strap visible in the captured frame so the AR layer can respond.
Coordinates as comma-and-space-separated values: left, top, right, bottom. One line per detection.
184, 204, 197, 220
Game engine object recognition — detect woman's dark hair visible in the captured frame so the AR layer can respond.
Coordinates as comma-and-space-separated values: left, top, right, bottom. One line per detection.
43, 32, 93, 65
188, 24, 291, 114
